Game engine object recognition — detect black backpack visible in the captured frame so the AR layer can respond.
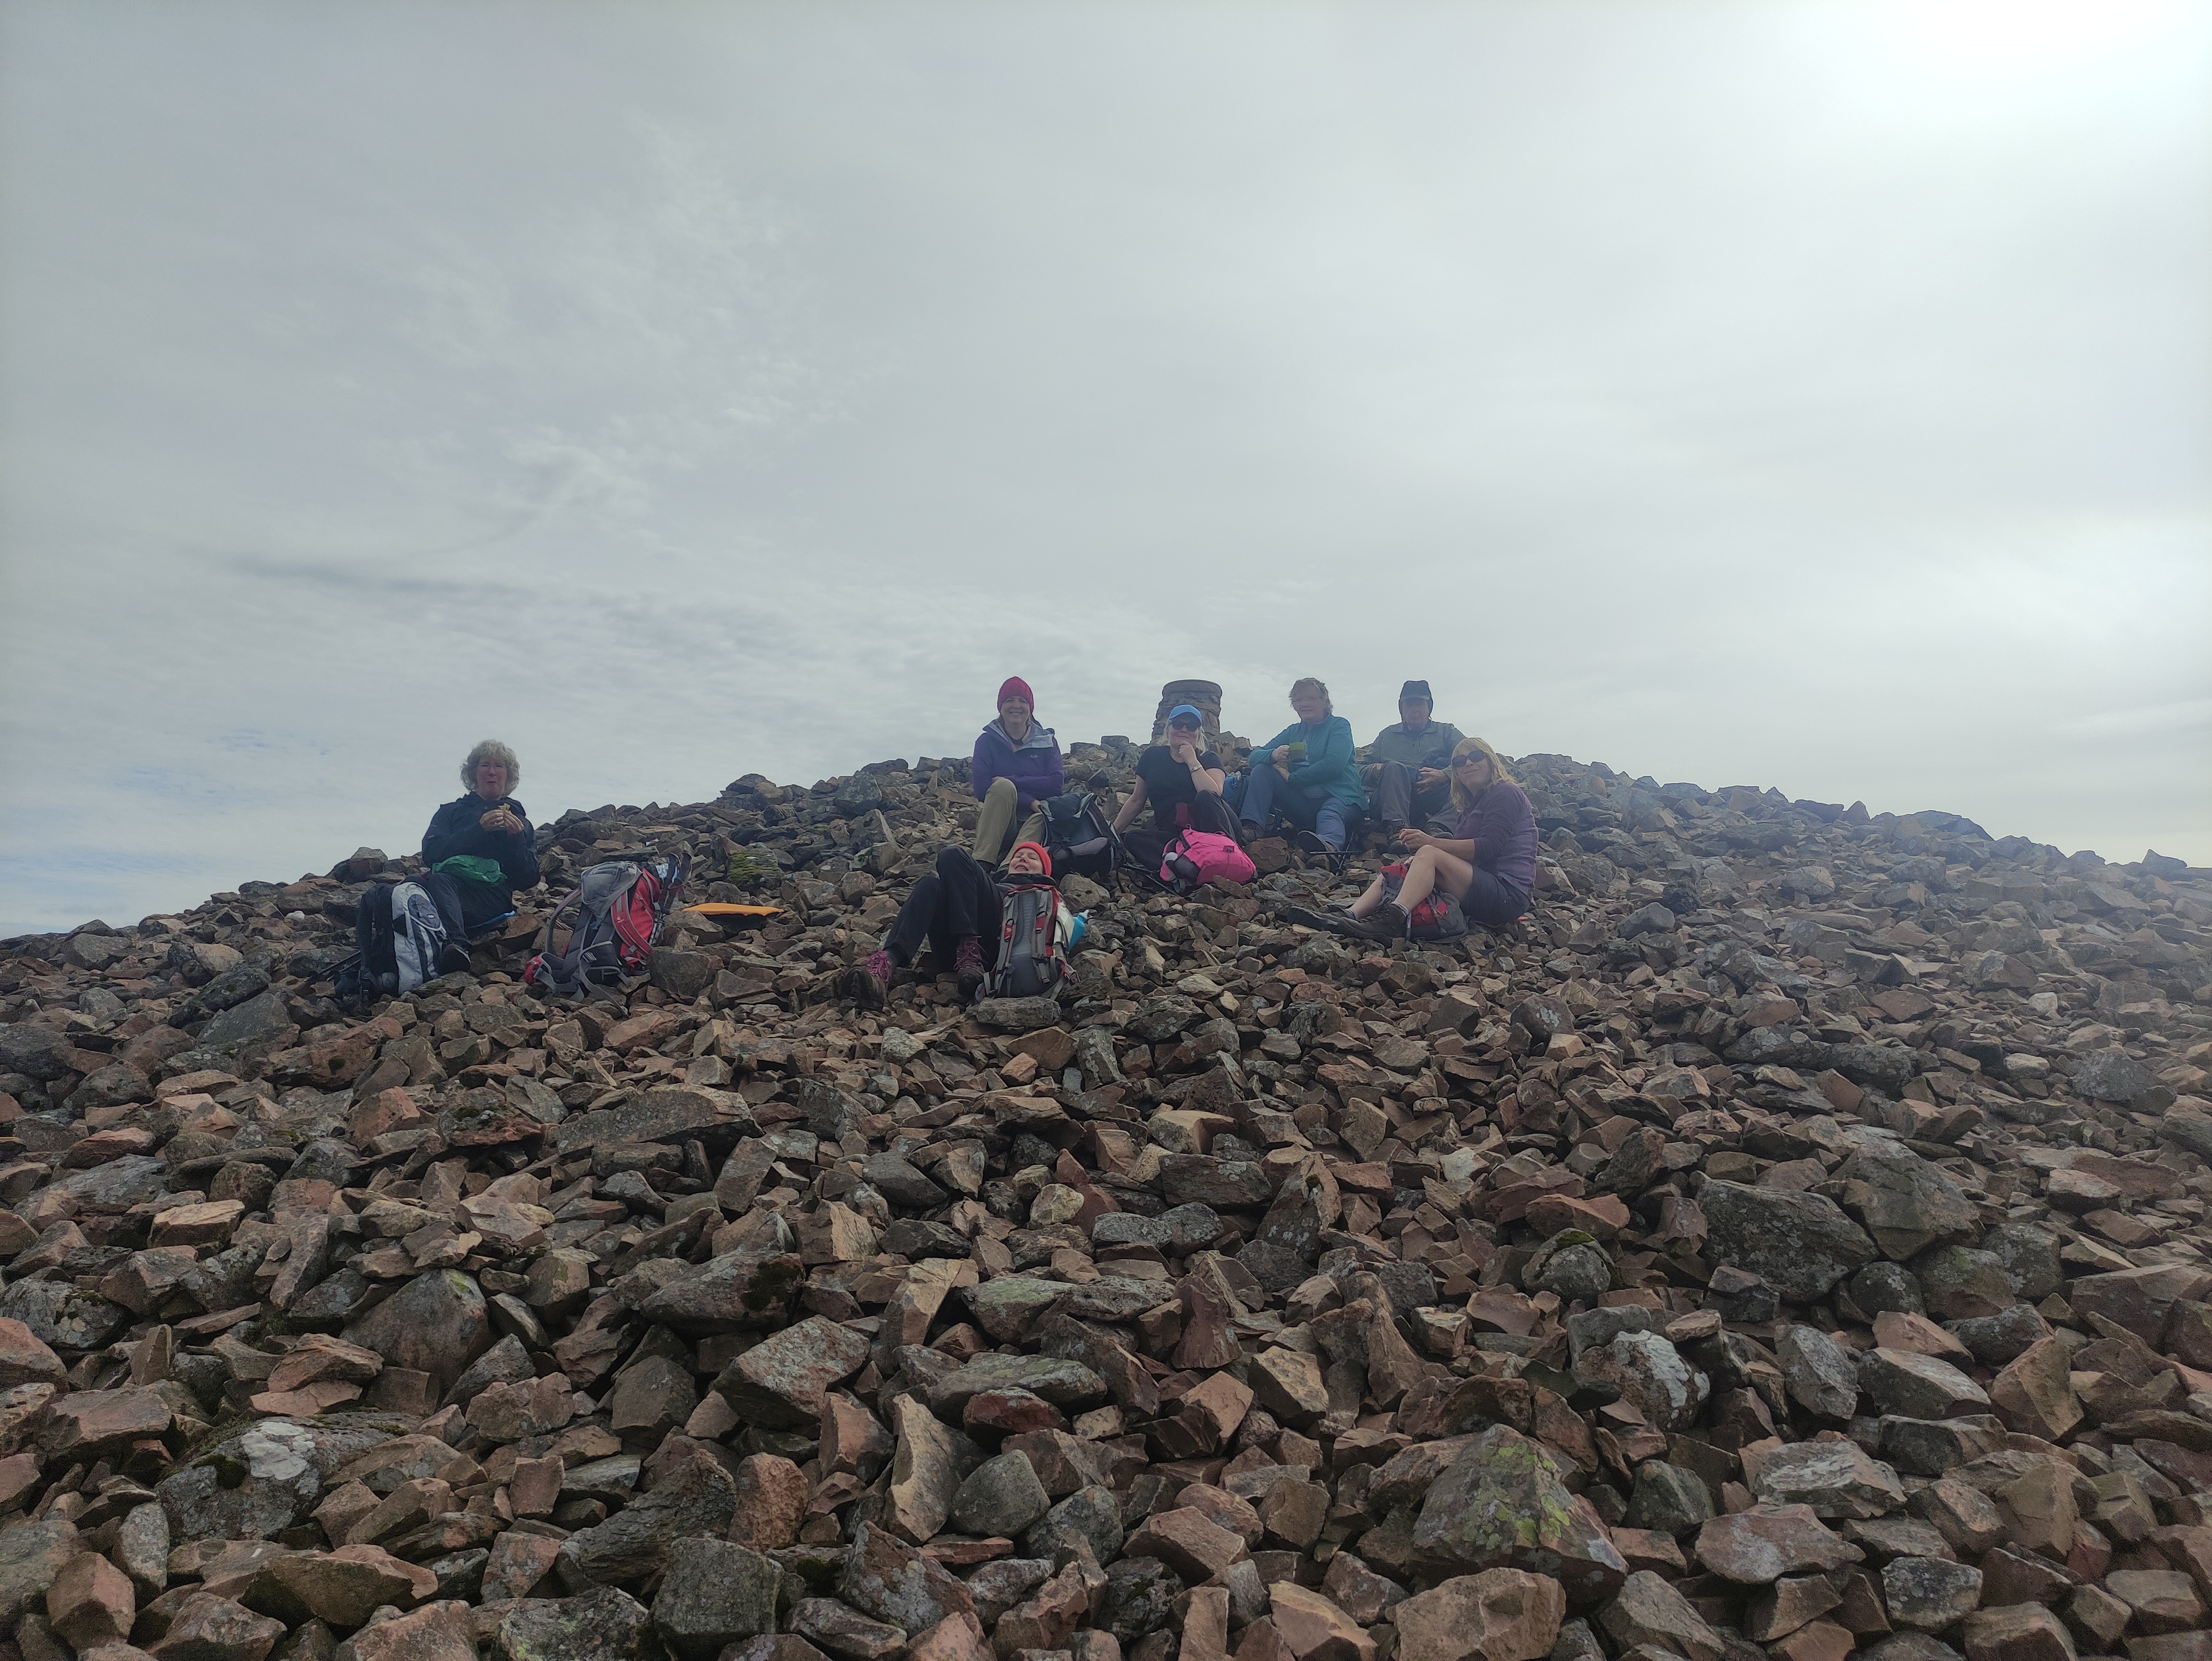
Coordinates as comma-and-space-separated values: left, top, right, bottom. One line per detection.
1037, 792, 1124, 881
986, 876, 1068, 999
348, 874, 470, 1001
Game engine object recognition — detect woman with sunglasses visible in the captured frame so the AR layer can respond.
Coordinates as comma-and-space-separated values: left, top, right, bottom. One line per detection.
1340, 736, 1537, 938
1110, 703, 1240, 866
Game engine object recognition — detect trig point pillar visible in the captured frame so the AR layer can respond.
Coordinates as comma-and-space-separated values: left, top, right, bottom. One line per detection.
1150, 680, 1223, 743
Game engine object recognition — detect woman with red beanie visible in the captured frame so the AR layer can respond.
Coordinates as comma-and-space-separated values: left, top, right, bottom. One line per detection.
845, 839, 1071, 1006
971, 675, 1064, 864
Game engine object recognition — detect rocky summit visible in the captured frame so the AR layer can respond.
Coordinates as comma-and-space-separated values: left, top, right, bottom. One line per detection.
2, 736, 2211, 1661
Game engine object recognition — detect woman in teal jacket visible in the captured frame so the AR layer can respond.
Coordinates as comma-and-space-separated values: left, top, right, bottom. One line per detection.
1230, 676, 1368, 853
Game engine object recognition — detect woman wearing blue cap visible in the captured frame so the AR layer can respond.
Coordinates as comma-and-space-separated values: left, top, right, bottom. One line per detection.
1110, 704, 1240, 864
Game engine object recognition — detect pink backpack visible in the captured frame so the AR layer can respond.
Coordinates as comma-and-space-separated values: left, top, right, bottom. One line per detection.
1161, 830, 1256, 891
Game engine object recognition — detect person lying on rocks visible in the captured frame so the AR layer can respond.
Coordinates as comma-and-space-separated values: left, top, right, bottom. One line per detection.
1110, 702, 1241, 868
970, 675, 1063, 865
1227, 675, 1368, 855
846, 839, 1071, 1006
1339, 736, 1536, 938
421, 738, 542, 930
1362, 677, 1466, 844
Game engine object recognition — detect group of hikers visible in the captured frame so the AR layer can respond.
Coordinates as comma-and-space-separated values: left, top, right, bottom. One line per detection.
397, 673, 1537, 1008
846, 673, 1538, 1004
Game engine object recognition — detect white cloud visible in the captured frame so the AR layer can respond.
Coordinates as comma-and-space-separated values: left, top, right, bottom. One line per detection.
2056, 700, 2212, 741
2, 0, 2207, 933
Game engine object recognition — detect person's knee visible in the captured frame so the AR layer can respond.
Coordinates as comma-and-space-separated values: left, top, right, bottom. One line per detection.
984, 776, 1017, 805
936, 845, 971, 880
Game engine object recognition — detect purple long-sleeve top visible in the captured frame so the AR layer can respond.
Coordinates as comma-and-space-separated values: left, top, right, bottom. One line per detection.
972, 719, 1064, 812
1453, 781, 1539, 897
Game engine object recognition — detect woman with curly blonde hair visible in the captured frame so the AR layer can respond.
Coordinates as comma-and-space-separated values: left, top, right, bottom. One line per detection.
420, 739, 542, 928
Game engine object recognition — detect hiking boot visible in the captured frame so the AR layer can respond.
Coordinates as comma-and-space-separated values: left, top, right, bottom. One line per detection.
1351, 901, 1409, 941
1279, 904, 1361, 937
954, 936, 987, 1001
1294, 829, 1335, 857
843, 949, 892, 1008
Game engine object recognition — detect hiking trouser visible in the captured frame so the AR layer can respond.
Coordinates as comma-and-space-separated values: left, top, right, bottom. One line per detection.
972, 777, 1047, 865
1372, 763, 1455, 835
1123, 792, 1245, 876
886, 846, 1003, 968
1462, 869, 1532, 928
1232, 767, 1348, 851
1183, 793, 1245, 840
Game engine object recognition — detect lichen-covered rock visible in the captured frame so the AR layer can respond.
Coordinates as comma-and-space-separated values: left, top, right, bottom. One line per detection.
713, 1316, 872, 1429
1752, 1440, 1908, 1519
1412, 1426, 1629, 1604
0, 1519, 81, 1626
652, 1537, 784, 1660
1572, 1331, 1708, 1430
495, 1586, 661, 1660
158, 1418, 396, 1541
1837, 1141, 1978, 1261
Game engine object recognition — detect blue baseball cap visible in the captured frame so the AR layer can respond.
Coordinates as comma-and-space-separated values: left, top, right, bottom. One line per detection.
1167, 704, 1204, 726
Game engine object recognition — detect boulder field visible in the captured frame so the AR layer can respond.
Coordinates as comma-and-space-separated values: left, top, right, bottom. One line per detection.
0, 738, 2209, 1661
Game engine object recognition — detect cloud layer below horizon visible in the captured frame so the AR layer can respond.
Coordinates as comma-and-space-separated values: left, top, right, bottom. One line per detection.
3, 1, 2207, 935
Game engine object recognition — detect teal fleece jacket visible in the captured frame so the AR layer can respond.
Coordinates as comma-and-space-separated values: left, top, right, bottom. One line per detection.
1249, 715, 1369, 810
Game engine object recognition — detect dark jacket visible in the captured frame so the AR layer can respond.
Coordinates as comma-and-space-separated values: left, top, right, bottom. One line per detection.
1365, 718, 1467, 771
972, 720, 1064, 813
422, 794, 541, 925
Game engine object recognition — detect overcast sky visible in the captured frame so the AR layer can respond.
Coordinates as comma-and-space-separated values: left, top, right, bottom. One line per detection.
2, 0, 2207, 936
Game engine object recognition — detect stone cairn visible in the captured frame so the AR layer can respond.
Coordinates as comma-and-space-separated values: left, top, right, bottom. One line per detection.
1150, 682, 1224, 745
0, 738, 2209, 1661
1145, 681, 1248, 762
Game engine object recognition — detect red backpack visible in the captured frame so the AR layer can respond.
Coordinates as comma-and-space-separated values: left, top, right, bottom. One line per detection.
985, 876, 1067, 1000
1376, 862, 1470, 942
525, 855, 690, 995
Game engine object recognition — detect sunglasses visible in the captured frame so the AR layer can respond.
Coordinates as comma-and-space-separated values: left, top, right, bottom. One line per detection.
1169, 720, 1200, 731
1453, 755, 1489, 768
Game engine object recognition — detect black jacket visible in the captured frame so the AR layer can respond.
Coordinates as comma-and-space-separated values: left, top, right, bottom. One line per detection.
421, 794, 541, 925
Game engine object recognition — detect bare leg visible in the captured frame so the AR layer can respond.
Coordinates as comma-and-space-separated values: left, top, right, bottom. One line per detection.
1346, 874, 1388, 918
1395, 846, 1475, 915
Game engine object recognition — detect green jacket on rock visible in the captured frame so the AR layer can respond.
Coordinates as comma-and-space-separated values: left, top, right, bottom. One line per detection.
1247, 716, 1369, 811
